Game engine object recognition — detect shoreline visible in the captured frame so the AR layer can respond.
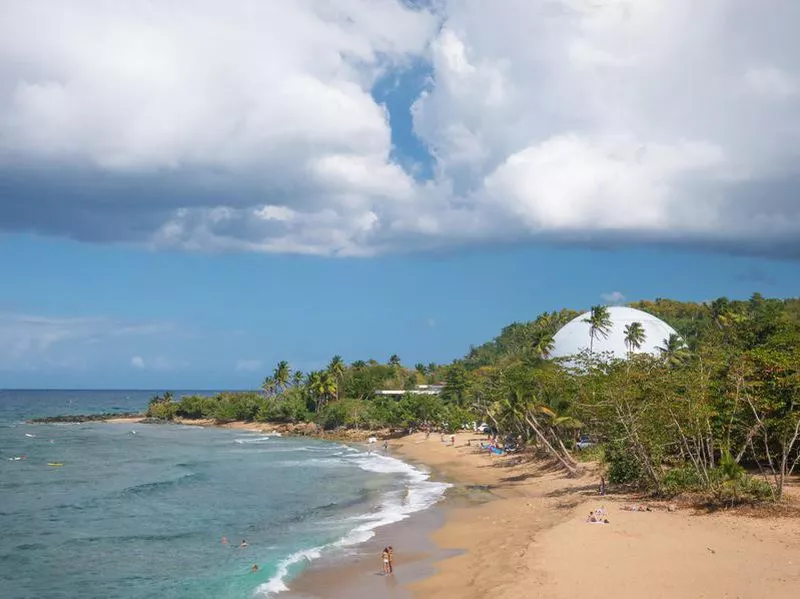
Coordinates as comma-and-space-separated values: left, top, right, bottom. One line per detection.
272, 429, 800, 599
77, 418, 800, 597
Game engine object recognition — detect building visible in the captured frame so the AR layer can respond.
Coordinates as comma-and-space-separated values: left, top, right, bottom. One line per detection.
550, 306, 680, 361
374, 384, 444, 397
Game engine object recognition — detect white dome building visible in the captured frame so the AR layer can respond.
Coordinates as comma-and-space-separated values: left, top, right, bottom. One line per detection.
551, 306, 679, 361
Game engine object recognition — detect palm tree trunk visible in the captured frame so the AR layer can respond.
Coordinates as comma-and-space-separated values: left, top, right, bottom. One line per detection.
525, 411, 578, 475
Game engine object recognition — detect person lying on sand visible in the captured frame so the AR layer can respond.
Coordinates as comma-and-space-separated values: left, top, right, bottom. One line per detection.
621, 504, 652, 512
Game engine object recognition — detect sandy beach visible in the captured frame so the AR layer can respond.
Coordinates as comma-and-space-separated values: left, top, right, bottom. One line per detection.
391, 431, 800, 599
103, 419, 800, 598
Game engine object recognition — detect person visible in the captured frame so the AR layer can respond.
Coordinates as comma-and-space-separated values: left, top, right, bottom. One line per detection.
383, 440, 389, 453
382, 547, 391, 574
387, 546, 394, 574
240, 540, 249, 548
451, 434, 456, 446
251, 564, 259, 573
221, 536, 229, 545
600, 476, 606, 496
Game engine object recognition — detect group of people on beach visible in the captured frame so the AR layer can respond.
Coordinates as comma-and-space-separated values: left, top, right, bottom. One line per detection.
586, 507, 609, 524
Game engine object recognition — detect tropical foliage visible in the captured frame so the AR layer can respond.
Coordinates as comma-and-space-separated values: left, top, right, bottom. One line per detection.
146, 294, 800, 503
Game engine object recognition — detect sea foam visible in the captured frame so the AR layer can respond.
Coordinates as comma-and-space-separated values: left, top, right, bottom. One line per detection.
254, 447, 450, 598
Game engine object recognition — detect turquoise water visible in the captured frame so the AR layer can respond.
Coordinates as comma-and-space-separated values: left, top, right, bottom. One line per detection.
0, 391, 448, 598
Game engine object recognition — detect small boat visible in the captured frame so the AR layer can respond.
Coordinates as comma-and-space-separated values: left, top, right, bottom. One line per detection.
47, 462, 64, 467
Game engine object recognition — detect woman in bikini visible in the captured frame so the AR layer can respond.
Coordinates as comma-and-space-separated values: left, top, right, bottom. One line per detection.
382, 547, 391, 574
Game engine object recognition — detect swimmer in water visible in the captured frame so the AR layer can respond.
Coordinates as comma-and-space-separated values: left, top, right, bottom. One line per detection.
221, 536, 229, 545
251, 564, 259, 573
240, 540, 249, 548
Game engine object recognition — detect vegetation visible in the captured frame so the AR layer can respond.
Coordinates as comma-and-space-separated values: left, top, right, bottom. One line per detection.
145, 294, 800, 504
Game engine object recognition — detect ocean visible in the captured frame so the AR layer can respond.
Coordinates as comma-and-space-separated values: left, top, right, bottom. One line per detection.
0, 390, 448, 599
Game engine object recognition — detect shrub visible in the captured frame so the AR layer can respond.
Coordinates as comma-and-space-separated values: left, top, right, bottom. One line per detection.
661, 466, 703, 497
175, 395, 217, 419
605, 440, 643, 485
256, 392, 310, 423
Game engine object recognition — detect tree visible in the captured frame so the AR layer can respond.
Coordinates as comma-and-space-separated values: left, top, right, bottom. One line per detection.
415, 363, 426, 375
441, 364, 471, 408
273, 361, 291, 393
308, 370, 337, 413
328, 355, 345, 401
292, 370, 304, 387
583, 305, 613, 355
624, 322, 647, 356
389, 354, 402, 368
533, 332, 556, 359
657, 334, 689, 367
261, 376, 276, 396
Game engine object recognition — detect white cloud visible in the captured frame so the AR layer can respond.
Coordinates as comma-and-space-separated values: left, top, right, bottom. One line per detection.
131, 356, 145, 369
1, 1, 799, 257
0, 312, 172, 372
235, 359, 263, 373
601, 291, 626, 305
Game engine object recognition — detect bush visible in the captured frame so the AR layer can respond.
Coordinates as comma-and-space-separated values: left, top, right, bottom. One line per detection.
146, 400, 177, 420
256, 392, 310, 423
318, 401, 350, 430
605, 440, 643, 485
661, 466, 703, 497
175, 395, 217, 419
210, 392, 262, 423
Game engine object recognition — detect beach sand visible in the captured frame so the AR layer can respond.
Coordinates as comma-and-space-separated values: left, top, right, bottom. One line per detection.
102, 420, 800, 598
391, 431, 800, 599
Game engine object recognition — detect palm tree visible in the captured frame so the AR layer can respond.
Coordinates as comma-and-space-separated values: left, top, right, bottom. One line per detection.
389, 354, 401, 368
427, 362, 437, 374
583, 305, 613, 355
310, 371, 337, 412
657, 334, 689, 367
533, 332, 556, 359
292, 370, 304, 387
623, 322, 646, 356
261, 375, 276, 396
273, 360, 291, 393
327, 355, 345, 401
415, 362, 426, 374
351, 360, 366, 369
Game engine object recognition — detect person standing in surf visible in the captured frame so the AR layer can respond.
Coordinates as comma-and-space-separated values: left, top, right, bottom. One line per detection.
387, 546, 394, 573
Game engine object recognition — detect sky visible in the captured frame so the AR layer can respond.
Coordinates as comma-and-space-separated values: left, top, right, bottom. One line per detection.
1, 0, 799, 389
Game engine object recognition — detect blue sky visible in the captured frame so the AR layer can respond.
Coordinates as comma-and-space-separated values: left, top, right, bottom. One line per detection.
1, 1, 799, 388
1, 233, 797, 389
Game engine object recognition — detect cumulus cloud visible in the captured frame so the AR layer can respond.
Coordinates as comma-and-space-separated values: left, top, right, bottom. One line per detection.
601, 291, 626, 305
131, 356, 145, 369
1, 0, 799, 257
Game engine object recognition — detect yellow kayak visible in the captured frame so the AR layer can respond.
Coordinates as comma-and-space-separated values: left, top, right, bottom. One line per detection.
47, 462, 64, 467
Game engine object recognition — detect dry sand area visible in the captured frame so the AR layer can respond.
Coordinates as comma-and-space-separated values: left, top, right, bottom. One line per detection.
394, 431, 800, 599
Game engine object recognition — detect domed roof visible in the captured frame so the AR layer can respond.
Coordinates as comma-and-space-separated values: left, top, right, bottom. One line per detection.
551, 306, 679, 360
